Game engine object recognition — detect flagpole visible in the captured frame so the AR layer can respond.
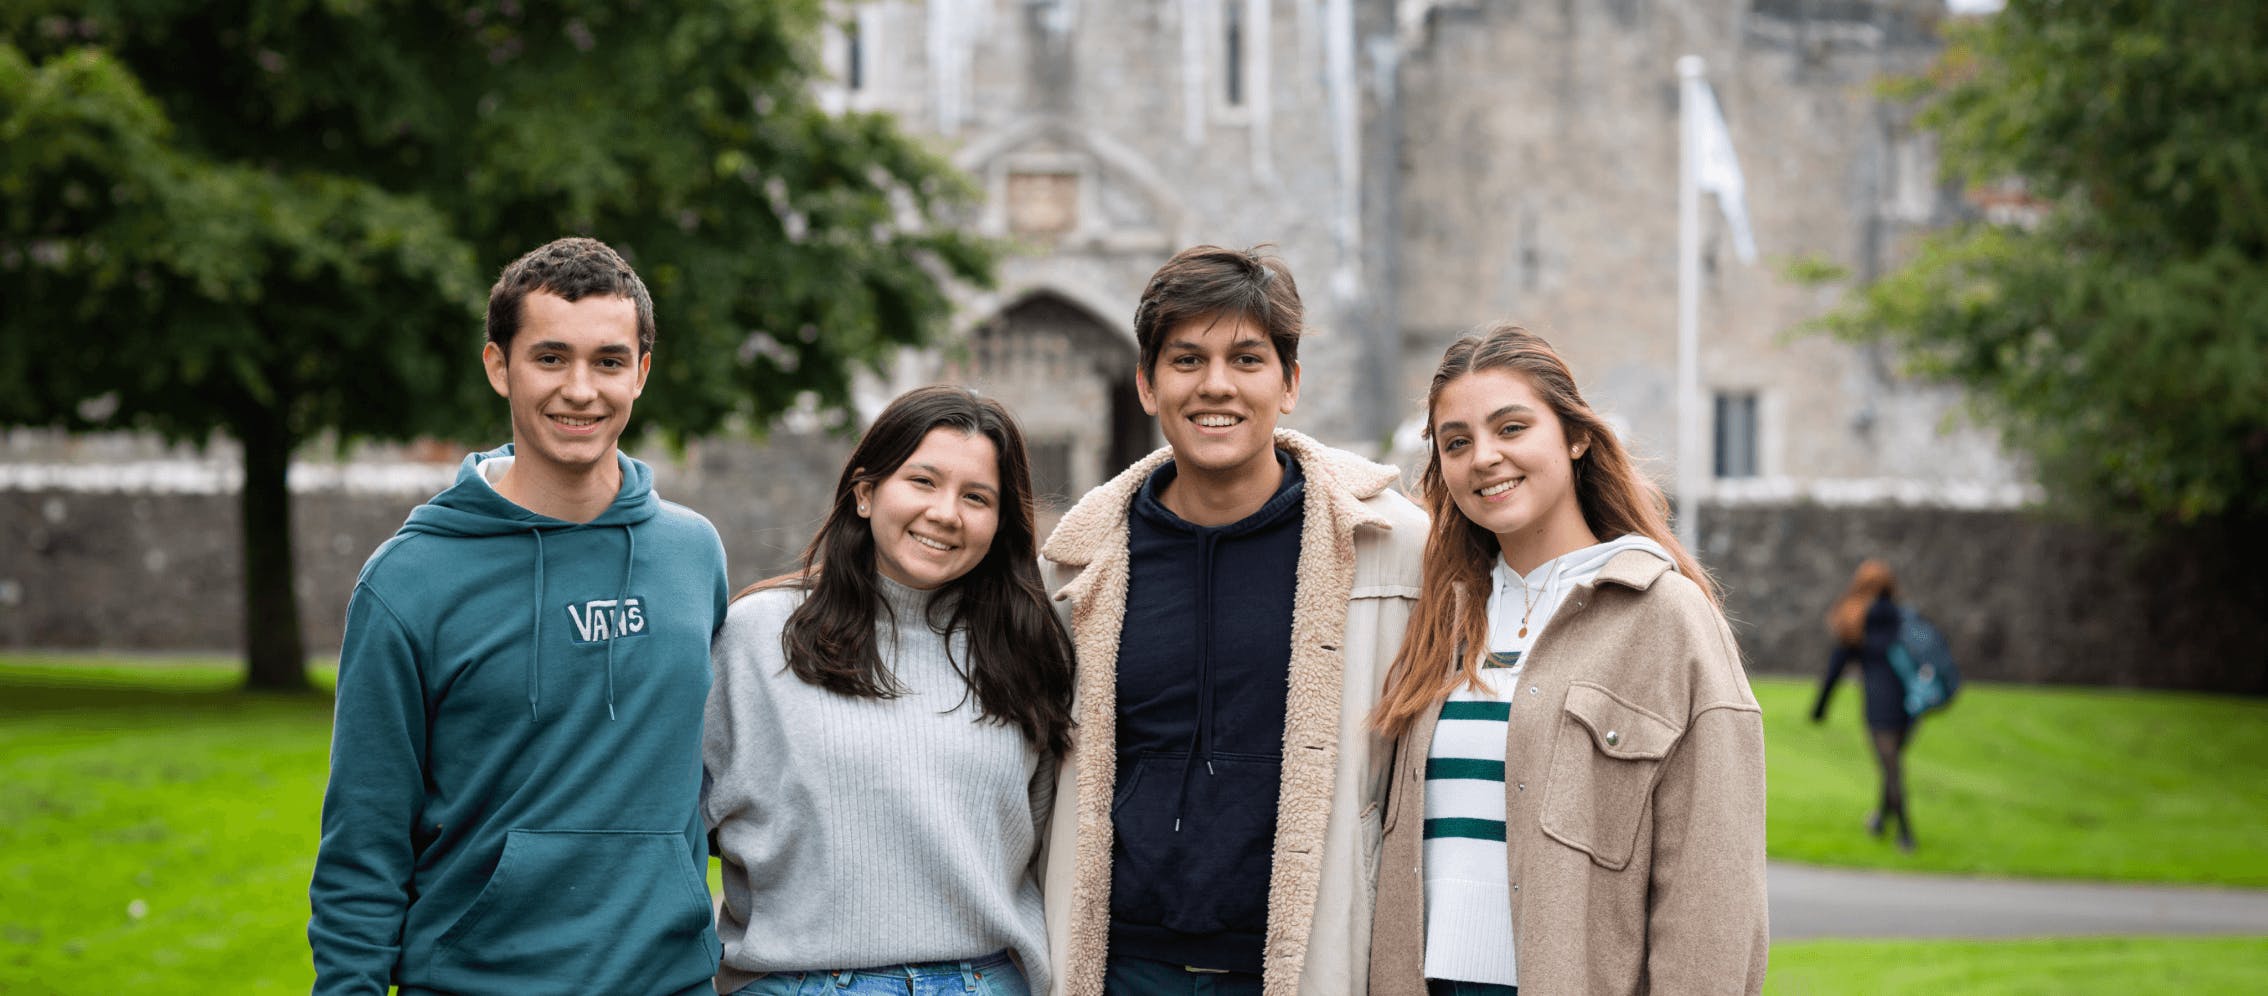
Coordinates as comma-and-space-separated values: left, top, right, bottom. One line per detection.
1676, 54, 1705, 553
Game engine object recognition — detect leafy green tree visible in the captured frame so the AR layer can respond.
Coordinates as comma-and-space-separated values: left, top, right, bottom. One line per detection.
0, 2, 992, 690
1809, 1, 2268, 531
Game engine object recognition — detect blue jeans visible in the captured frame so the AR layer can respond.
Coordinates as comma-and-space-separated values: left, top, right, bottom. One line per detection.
730, 950, 1028, 996
1427, 981, 1517, 996
1102, 954, 1262, 995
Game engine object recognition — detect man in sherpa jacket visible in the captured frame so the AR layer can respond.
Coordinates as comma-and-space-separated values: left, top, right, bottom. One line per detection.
1038, 244, 1425, 996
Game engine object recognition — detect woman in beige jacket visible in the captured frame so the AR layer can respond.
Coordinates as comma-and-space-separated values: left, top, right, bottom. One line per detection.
1367, 324, 1768, 996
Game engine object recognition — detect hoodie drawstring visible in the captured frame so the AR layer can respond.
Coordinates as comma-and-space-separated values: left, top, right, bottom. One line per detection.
530, 525, 635, 722
528, 529, 546, 721
604, 526, 634, 722
1172, 530, 1223, 833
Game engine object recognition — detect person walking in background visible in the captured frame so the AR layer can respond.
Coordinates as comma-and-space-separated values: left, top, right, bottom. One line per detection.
1368, 323, 1769, 996
1038, 244, 1426, 995
309, 238, 731, 995
1812, 559, 1918, 852
704, 386, 1073, 996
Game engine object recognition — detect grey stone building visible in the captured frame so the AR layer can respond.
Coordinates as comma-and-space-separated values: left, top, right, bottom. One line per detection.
23, 1, 2263, 691
832, 0, 2027, 506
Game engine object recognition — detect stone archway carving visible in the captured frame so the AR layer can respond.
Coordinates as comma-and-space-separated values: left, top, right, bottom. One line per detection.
956, 117, 1189, 253
948, 290, 1154, 508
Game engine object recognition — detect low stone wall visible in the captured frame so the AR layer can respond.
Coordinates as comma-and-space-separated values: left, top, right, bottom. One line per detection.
4, 451, 2263, 694
1702, 503, 2268, 694
0, 434, 848, 656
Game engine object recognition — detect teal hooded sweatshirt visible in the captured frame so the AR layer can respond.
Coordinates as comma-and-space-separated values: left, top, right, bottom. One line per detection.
309, 446, 728, 995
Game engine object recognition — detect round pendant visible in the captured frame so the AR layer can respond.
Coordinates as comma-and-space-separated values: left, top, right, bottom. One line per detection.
1517, 625, 1528, 638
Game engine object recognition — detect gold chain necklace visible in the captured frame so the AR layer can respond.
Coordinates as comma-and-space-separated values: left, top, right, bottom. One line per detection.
1513, 558, 1564, 639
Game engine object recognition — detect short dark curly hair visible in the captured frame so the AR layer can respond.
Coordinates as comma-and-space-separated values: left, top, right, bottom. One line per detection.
1131, 244, 1302, 381
485, 237, 657, 355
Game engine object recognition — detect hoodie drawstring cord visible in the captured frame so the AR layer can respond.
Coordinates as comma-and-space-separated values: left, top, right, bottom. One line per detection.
528, 529, 545, 721
604, 526, 634, 722
1171, 530, 1223, 833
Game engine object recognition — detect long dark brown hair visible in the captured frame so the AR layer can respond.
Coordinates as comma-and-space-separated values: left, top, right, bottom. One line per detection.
1371, 323, 1720, 740
736, 385, 1074, 756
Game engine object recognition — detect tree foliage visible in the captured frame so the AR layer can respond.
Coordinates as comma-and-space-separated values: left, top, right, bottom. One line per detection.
1, 2, 994, 687
1810, 1, 2268, 531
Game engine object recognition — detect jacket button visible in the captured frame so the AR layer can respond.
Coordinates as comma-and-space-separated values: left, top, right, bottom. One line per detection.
1605, 730, 1621, 747
1512, 883, 1520, 892
1516, 782, 1525, 792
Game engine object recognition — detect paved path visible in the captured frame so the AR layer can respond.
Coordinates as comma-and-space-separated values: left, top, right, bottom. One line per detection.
1768, 861, 2268, 940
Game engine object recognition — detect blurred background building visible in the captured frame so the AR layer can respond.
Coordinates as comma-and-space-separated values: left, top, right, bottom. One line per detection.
6, 0, 2259, 692
840, 0, 2025, 509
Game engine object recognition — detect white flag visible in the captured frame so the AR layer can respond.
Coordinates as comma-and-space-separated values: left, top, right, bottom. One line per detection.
1692, 81, 1758, 264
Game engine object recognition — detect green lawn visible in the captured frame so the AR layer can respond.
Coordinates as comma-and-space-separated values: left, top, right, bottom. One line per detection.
1, 655, 2263, 992
1767, 936, 2268, 994
1759, 675, 2268, 885
0, 656, 335, 991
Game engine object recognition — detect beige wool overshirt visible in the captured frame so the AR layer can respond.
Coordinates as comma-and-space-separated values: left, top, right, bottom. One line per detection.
1368, 549, 1769, 996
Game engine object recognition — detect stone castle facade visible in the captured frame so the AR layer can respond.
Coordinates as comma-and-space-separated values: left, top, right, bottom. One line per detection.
831, 0, 2028, 505
46, 2, 2255, 692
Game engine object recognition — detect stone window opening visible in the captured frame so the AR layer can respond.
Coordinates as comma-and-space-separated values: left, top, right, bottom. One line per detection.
1223, 0, 1245, 107
1714, 390, 1761, 479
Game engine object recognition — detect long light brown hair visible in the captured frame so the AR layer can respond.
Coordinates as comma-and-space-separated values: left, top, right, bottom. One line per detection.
1828, 559, 1898, 649
1370, 323, 1718, 740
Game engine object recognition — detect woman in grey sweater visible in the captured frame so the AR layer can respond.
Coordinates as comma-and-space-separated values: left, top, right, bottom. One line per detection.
704, 386, 1075, 996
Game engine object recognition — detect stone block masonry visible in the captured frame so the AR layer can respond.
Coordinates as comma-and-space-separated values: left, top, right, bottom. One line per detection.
1704, 502, 2268, 694
3, 440, 2262, 693
0, 433, 848, 657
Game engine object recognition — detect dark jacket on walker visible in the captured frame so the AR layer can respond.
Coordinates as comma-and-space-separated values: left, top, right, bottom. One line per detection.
1811, 595, 1909, 733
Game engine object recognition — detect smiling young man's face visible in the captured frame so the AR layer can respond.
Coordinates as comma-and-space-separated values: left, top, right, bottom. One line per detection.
1137, 313, 1300, 485
482, 290, 650, 481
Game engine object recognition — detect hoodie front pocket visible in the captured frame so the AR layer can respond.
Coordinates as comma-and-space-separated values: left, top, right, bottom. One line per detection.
434, 828, 717, 990
1109, 749, 1281, 935
1538, 683, 1682, 871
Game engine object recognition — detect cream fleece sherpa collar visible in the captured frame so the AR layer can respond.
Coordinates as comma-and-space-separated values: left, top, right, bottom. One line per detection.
1042, 428, 1399, 571
1039, 427, 1407, 996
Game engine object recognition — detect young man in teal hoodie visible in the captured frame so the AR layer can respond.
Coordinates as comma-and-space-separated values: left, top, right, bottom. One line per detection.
309, 238, 730, 995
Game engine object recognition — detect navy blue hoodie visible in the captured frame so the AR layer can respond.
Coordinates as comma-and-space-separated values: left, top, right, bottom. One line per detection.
309, 446, 728, 995
1108, 452, 1305, 973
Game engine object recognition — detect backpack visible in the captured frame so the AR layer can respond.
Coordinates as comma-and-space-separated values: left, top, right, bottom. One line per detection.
1886, 607, 1961, 717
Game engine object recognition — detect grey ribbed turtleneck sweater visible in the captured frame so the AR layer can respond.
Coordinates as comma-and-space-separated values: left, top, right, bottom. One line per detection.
703, 575, 1052, 994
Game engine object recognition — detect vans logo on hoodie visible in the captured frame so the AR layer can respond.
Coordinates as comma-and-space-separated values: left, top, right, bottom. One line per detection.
565, 597, 648, 644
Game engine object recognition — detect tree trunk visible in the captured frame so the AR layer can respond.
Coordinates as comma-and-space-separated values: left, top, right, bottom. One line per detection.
239, 405, 310, 692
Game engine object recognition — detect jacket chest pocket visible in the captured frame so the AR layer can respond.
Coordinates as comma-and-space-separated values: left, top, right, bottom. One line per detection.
1538, 681, 1683, 871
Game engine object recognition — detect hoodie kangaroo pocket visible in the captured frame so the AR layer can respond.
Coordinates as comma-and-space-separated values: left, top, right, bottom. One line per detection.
434, 828, 717, 990
1110, 750, 1280, 935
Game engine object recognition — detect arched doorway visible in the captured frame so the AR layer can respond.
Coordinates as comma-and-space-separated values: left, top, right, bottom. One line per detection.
953, 293, 1152, 512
